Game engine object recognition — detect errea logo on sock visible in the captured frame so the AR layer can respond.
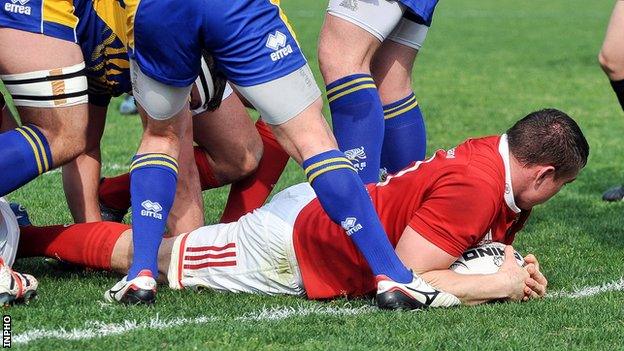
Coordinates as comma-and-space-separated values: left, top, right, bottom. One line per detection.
141, 200, 163, 220
341, 217, 363, 236
266, 31, 293, 62
4, 0, 31, 15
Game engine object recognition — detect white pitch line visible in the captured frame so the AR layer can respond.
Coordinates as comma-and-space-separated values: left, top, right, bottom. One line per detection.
43, 163, 128, 176
13, 315, 217, 345
236, 305, 374, 322
547, 277, 624, 299
13, 305, 373, 345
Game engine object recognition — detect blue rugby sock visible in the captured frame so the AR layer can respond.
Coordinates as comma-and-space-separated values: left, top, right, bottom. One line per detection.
127, 153, 178, 279
303, 150, 412, 283
381, 93, 426, 174
327, 74, 384, 184
0, 125, 53, 196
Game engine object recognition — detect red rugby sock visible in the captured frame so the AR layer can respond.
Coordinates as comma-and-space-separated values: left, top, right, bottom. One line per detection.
194, 146, 223, 190
99, 173, 131, 211
17, 222, 130, 270
220, 119, 289, 223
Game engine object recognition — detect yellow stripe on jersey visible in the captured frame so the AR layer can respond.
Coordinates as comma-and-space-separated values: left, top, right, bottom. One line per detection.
123, 0, 141, 49
93, 0, 129, 46
21, 125, 50, 172
42, 0, 78, 29
269, 0, 299, 44
307, 164, 357, 184
15, 128, 43, 175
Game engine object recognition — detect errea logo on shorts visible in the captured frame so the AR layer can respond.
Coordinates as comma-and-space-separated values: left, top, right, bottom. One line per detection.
4, 0, 31, 15
341, 217, 363, 236
266, 31, 293, 62
141, 200, 163, 220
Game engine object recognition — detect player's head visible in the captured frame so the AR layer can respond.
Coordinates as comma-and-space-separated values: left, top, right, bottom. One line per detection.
507, 108, 589, 208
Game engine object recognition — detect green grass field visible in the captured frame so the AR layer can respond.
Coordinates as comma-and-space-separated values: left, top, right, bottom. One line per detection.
5, 0, 624, 349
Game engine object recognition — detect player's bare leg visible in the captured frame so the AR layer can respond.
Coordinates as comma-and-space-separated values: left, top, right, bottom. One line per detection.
165, 109, 204, 235
371, 41, 417, 105
318, 15, 385, 183
0, 104, 18, 132
598, 0, 624, 201
192, 94, 262, 185
599, 0, 624, 82
0, 29, 89, 196
265, 98, 336, 164
62, 104, 107, 222
109, 228, 175, 283
318, 15, 381, 85
371, 40, 428, 172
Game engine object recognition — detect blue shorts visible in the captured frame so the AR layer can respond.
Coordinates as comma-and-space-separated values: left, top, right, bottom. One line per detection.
0, 0, 80, 42
400, 0, 438, 26
126, 0, 307, 87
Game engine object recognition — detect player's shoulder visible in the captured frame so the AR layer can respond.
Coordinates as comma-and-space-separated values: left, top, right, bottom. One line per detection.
429, 136, 505, 194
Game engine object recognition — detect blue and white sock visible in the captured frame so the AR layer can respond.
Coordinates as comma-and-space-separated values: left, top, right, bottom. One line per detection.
327, 74, 384, 184
127, 153, 178, 279
381, 92, 426, 174
0, 125, 53, 196
303, 149, 412, 283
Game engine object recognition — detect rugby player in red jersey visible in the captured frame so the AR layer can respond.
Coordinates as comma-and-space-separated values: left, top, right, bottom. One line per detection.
12, 109, 588, 307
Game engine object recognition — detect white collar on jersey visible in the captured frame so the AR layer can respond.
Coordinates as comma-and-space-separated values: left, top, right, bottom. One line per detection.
498, 134, 521, 213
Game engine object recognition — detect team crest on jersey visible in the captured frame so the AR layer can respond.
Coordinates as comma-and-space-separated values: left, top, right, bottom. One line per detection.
339, 0, 358, 11
266, 31, 293, 62
344, 146, 367, 172
446, 148, 456, 159
341, 217, 363, 236
4, 0, 31, 15
140, 200, 163, 220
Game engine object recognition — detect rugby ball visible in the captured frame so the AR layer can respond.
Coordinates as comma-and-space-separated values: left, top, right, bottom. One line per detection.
450, 242, 525, 275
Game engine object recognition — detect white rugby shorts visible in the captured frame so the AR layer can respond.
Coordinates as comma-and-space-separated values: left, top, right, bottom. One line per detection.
327, 0, 429, 50
167, 183, 317, 295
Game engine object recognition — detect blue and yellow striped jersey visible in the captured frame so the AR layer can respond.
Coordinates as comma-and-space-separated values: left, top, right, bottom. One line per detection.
75, 0, 131, 105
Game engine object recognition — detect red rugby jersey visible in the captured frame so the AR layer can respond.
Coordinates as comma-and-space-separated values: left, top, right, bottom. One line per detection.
292, 135, 530, 299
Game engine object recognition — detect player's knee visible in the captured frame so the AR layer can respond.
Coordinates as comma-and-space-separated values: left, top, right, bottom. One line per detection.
236, 144, 263, 179
318, 40, 370, 79
40, 123, 88, 163
215, 142, 262, 183
131, 60, 192, 121
598, 49, 624, 79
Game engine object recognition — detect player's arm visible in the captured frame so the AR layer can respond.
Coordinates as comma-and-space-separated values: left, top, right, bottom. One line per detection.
395, 227, 529, 305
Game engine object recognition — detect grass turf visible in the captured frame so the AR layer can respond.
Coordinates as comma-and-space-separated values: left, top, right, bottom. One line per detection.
4, 0, 624, 349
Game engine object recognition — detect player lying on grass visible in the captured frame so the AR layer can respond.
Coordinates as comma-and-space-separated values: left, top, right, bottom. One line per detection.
11, 109, 588, 307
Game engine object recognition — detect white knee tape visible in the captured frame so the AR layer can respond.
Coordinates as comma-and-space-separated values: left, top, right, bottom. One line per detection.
234, 64, 321, 125
0, 62, 88, 108
388, 17, 429, 50
130, 60, 192, 120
